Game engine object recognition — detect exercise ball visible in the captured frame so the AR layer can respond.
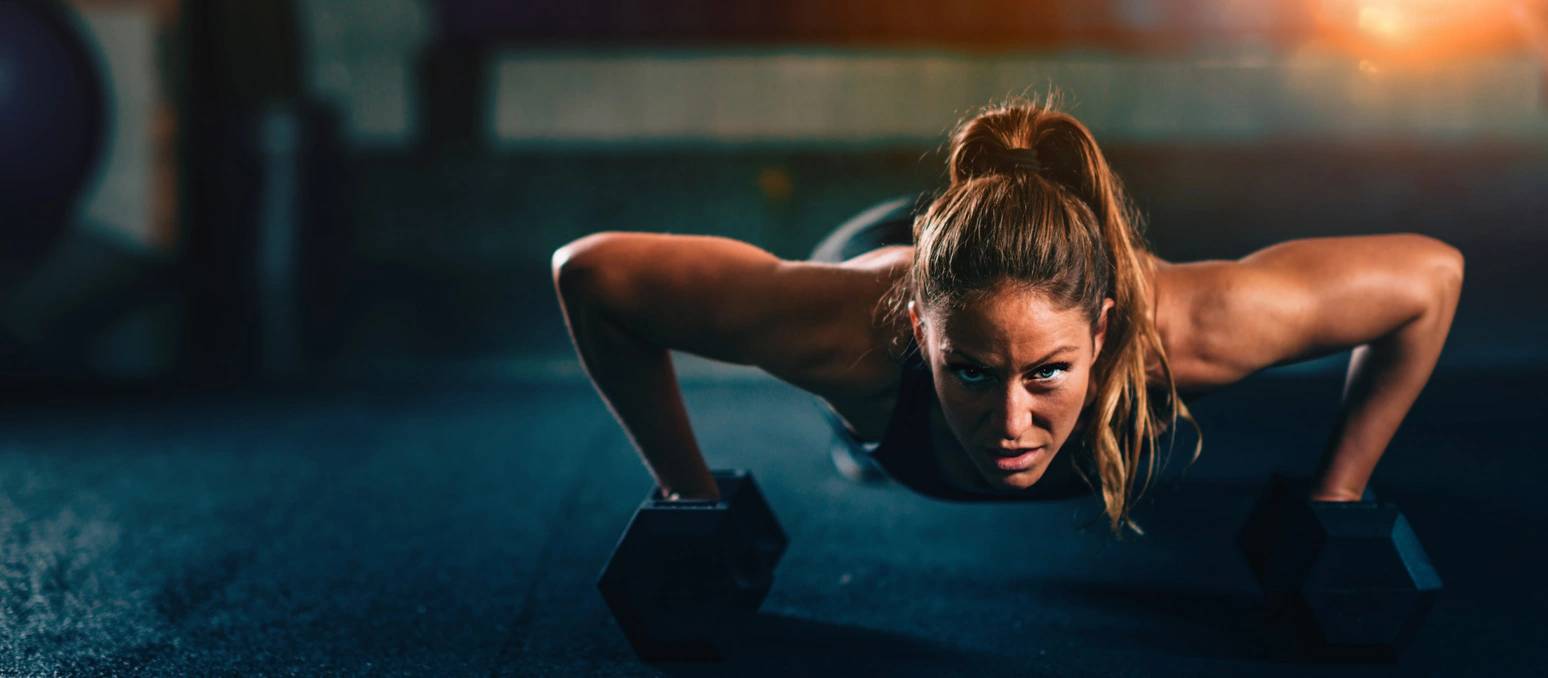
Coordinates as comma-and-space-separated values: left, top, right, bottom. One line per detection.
0, 0, 106, 277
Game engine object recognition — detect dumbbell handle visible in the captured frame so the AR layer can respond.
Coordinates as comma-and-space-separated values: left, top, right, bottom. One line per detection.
649, 469, 750, 507
657, 490, 720, 505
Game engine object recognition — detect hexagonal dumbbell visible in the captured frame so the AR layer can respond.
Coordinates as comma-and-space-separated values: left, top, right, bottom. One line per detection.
597, 470, 787, 661
1237, 474, 1442, 657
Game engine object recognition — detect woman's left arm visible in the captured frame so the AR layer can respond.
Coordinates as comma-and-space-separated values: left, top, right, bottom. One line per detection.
1180, 234, 1465, 501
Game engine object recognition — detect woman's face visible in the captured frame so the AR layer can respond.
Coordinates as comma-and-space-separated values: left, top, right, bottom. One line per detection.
909, 285, 1113, 491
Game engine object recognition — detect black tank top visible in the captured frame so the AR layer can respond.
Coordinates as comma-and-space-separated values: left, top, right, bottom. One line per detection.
866, 339, 1099, 502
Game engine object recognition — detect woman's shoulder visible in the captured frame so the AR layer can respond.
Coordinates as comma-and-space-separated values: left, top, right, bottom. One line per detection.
1145, 252, 1226, 395
811, 242, 916, 370
1143, 251, 1271, 396
804, 245, 917, 440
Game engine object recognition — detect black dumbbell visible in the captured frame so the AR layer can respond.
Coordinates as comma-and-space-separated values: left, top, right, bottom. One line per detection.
597, 469, 787, 661
1237, 474, 1442, 658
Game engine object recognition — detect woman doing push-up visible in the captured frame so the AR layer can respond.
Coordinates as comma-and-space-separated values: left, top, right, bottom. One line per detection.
552, 96, 1463, 534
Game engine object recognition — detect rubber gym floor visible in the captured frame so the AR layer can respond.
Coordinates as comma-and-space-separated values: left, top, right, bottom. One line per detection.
1, 353, 1543, 676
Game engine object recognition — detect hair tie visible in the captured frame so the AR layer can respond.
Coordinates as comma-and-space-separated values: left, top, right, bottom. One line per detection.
1002, 147, 1042, 173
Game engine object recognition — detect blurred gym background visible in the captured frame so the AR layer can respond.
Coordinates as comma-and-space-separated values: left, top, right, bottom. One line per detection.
4, 0, 1545, 389
4, 1, 1548, 674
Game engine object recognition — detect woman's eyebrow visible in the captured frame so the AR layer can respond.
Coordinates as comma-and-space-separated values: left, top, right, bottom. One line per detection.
944, 345, 1077, 371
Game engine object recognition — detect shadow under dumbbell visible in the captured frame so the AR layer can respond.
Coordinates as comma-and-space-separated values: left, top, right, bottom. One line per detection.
1124, 479, 1263, 537
1050, 476, 1447, 664
1040, 578, 1436, 666
653, 612, 1042, 677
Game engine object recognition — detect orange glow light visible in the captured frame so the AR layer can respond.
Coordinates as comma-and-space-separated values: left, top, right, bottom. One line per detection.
1318, 0, 1523, 62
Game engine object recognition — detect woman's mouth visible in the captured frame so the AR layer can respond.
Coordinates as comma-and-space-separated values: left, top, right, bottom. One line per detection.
989, 447, 1045, 472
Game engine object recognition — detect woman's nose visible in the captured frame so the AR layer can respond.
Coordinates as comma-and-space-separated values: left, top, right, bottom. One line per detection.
994, 384, 1036, 443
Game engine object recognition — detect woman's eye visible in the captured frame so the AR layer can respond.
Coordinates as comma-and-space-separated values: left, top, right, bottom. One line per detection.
952, 365, 989, 384
1032, 364, 1069, 380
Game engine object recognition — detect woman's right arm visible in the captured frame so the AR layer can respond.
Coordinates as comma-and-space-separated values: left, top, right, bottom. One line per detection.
551, 231, 902, 500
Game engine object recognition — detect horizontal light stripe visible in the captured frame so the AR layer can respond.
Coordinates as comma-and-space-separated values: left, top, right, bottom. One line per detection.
491, 48, 1548, 145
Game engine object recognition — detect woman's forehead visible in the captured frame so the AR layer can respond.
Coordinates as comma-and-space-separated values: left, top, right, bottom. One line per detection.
929, 288, 1091, 353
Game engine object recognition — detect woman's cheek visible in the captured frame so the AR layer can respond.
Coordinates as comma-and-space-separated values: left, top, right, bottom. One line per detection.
1054, 383, 1087, 432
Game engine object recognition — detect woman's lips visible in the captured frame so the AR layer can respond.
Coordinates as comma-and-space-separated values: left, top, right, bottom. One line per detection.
990, 447, 1045, 472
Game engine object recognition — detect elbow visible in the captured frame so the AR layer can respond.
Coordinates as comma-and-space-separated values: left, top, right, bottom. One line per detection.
1397, 235, 1464, 323
1419, 236, 1465, 304
1438, 241, 1464, 299
552, 232, 626, 304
